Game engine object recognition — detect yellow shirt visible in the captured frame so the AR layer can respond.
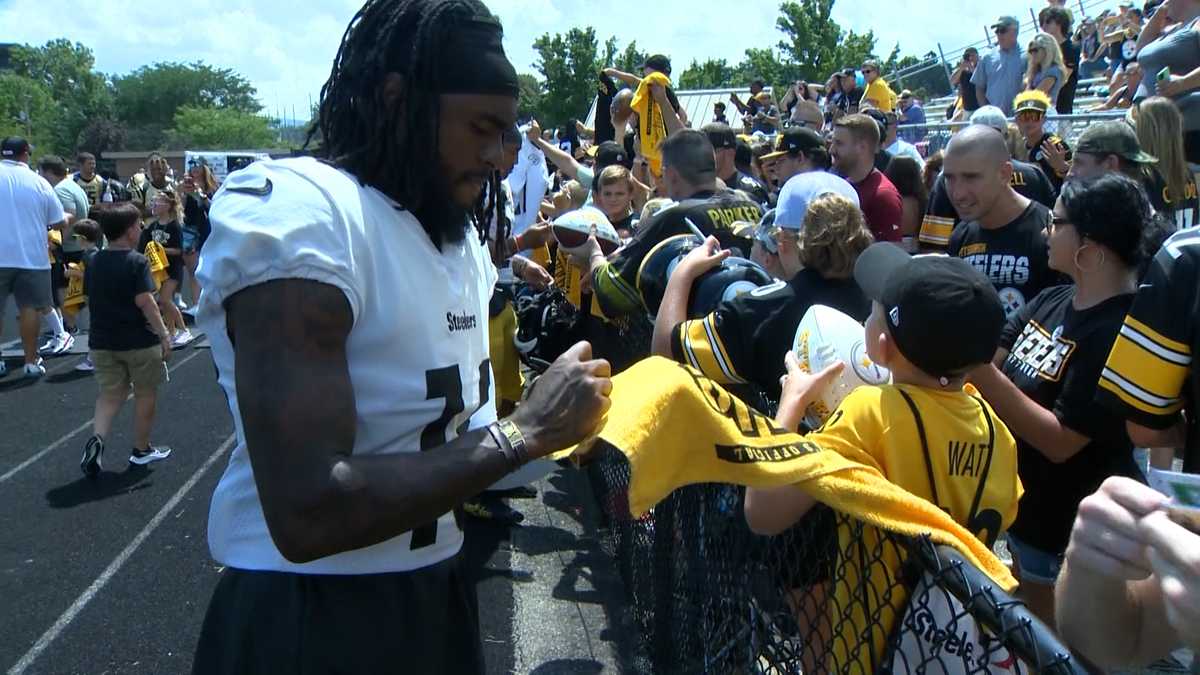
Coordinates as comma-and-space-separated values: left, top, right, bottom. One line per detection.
551, 246, 606, 319
863, 78, 897, 112
630, 72, 672, 177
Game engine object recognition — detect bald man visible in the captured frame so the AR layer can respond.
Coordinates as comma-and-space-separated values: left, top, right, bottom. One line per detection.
942, 126, 1056, 318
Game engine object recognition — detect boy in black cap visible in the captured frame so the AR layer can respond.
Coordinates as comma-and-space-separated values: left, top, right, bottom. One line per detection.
745, 243, 1022, 555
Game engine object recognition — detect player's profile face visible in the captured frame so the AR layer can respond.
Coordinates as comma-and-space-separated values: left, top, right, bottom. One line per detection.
437, 93, 519, 209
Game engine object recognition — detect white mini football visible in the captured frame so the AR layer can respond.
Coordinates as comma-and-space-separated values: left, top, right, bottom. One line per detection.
552, 207, 621, 255
792, 304, 891, 428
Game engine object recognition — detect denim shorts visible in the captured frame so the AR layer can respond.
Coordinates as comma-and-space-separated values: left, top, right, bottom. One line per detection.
1006, 532, 1064, 585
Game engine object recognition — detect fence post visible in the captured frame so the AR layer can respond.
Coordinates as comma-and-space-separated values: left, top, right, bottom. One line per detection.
937, 43, 954, 95
1030, 7, 1039, 29
984, 26, 993, 47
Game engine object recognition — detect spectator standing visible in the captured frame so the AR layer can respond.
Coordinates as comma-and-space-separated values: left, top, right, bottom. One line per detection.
1041, 6, 1080, 114
952, 48, 982, 116
969, 174, 1159, 628
1134, 96, 1200, 229
72, 152, 111, 207
1067, 120, 1175, 218
79, 203, 174, 477
829, 113, 903, 243
841, 68, 865, 112
897, 90, 926, 142
759, 127, 833, 192
824, 72, 849, 123
181, 163, 218, 307
1078, 18, 1109, 79
1013, 91, 1073, 193
974, 16, 1028, 115
704, 123, 770, 207
1133, 0, 1200, 163
1026, 32, 1068, 106
879, 111, 925, 171
0, 137, 66, 378
38, 155, 89, 338
712, 101, 729, 125
729, 78, 767, 119
860, 59, 897, 112
595, 165, 639, 237
140, 189, 192, 348
885, 156, 927, 252
941, 126, 1056, 319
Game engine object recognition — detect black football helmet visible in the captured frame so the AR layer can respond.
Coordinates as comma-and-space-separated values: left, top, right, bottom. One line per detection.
637, 234, 773, 320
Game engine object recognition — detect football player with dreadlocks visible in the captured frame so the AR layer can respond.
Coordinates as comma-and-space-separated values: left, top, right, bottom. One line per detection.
191, 0, 610, 671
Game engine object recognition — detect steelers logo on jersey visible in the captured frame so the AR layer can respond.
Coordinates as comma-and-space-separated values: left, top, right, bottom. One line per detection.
997, 287, 1026, 318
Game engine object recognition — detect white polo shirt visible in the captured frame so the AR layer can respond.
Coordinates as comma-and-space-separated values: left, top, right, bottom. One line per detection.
0, 159, 65, 270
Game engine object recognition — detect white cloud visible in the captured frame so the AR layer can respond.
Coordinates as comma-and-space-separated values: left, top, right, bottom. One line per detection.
2, 0, 1101, 125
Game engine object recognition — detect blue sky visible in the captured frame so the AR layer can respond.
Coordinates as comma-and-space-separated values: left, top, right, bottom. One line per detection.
1, 0, 1105, 124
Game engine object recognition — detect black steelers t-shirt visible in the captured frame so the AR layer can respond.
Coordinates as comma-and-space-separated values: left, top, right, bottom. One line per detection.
947, 200, 1055, 318
671, 267, 871, 399
999, 285, 1142, 553
592, 189, 762, 318
919, 160, 1056, 250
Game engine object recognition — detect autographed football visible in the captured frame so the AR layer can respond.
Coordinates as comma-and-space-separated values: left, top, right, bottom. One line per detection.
552, 207, 621, 255
792, 304, 891, 428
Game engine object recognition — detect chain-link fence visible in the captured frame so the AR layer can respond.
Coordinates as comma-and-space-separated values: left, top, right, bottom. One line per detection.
582, 445, 1084, 674
899, 110, 1130, 159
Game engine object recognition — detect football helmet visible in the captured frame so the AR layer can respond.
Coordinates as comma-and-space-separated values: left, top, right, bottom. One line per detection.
637, 234, 773, 319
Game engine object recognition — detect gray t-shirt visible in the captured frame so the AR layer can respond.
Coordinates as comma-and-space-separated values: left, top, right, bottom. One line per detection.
1032, 65, 1066, 107
1135, 18, 1200, 131
54, 178, 89, 253
972, 45, 1028, 115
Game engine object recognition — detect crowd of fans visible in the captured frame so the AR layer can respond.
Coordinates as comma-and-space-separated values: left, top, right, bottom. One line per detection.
3, 0, 1200, 669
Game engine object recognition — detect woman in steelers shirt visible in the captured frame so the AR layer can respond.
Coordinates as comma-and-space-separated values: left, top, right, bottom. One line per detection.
139, 188, 190, 346
968, 174, 1168, 629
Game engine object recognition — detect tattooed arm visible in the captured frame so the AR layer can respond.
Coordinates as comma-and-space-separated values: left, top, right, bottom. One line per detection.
228, 279, 611, 563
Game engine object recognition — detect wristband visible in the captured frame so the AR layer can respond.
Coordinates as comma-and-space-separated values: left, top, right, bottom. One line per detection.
496, 419, 530, 465
486, 422, 520, 470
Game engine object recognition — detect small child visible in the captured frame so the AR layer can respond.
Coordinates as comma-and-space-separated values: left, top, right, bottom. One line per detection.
745, 243, 1022, 544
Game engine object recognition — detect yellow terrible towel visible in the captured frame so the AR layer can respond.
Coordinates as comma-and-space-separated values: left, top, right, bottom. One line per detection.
630, 72, 672, 178
571, 356, 1016, 591
62, 263, 86, 319
144, 240, 170, 290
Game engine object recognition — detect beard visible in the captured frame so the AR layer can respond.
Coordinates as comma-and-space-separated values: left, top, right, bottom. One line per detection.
413, 168, 475, 249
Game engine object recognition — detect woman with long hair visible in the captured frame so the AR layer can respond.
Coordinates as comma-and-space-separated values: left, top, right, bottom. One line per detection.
181, 162, 219, 306
1133, 96, 1200, 229
885, 156, 928, 252
140, 188, 192, 347
969, 174, 1169, 629
1025, 32, 1068, 105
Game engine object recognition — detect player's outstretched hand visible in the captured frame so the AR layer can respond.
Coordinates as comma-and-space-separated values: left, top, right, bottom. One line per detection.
1065, 476, 1166, 580
510, 341, 612, 459
775, 349, 842, 432
676, 236, 730, 281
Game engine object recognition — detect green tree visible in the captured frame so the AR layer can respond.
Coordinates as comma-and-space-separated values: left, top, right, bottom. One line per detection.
517, 73, 543, 121
167, 105, 276, 149
613, 41, 648, 75
10, 39, 113, 154
679, 58, 737, 90
0, 72, 59, 154
114, 62, 261, 148
774, 0, 877, 84
532, 27, 603, 128
75, 118, 129, 157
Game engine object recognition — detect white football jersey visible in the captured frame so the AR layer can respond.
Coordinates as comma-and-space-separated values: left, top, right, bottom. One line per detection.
197, 157, 498, 574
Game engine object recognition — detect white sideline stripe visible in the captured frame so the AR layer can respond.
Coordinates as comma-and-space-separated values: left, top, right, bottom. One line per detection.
0, 350, 207, 486
6, 433, 235, 675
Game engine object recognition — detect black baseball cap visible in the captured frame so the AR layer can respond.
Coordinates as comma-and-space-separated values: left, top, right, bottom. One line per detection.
593, 140, 631, 170
1, 136, 32, 158
854, 244, 1005, 381
702, 123, 737, 150
760, 127, 825, 161
640, 54, 672, 76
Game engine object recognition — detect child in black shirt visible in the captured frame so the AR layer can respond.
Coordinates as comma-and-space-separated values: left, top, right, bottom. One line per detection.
140, 188, 193, 348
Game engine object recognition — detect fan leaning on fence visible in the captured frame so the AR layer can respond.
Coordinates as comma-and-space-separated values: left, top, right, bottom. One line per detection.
564, 243, 1034, 672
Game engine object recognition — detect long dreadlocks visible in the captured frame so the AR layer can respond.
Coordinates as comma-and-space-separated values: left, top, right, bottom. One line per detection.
474, 126, 523, 264
305, 0, 498, 246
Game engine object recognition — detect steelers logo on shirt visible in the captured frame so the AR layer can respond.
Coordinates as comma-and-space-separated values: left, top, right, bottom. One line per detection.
997, 287, 1026, 318
152, 230, 170, 245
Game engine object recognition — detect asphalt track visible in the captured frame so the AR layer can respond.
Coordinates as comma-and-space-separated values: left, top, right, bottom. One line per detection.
0, 313, 632, 675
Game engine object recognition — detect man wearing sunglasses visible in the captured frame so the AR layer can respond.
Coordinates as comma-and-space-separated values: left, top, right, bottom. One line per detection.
973, 15, 1029, 116
861, 59, 897, 113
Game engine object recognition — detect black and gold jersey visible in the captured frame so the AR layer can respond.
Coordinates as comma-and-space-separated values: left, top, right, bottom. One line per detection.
670, 268, 869, 399
1025, 134, 1072, 193
919, 161, 1056, 250
592, 189, 762, 317
1098, 228, 1200, 471
947, 201, 1057, 319
722, 170, 771, 208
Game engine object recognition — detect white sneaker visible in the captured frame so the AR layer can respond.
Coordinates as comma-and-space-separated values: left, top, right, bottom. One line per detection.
171, 329, 194, 349
129, 445, 172, 466
23, 359, 46, 378
75, 356, 95, 372
40, 332, 74, 356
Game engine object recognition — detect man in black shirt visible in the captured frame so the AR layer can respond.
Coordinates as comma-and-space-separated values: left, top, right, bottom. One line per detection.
941, 126, 1055, 319
1013, 91, 1072, 193
703, 122, 770, 207
951, 49, 981, 115
79, 203, 174, 477
579, 130, 762, 318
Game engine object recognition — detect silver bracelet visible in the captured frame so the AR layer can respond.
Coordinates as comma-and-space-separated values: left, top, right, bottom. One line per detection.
486, 422, 520, 470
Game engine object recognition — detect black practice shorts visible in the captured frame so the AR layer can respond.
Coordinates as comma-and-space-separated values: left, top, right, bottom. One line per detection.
192, 555, 484, 675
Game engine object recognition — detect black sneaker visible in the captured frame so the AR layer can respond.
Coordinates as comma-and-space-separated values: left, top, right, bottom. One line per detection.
129, 446, 172, 466
80, 435, 104, 477
463, 497, 524, 525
